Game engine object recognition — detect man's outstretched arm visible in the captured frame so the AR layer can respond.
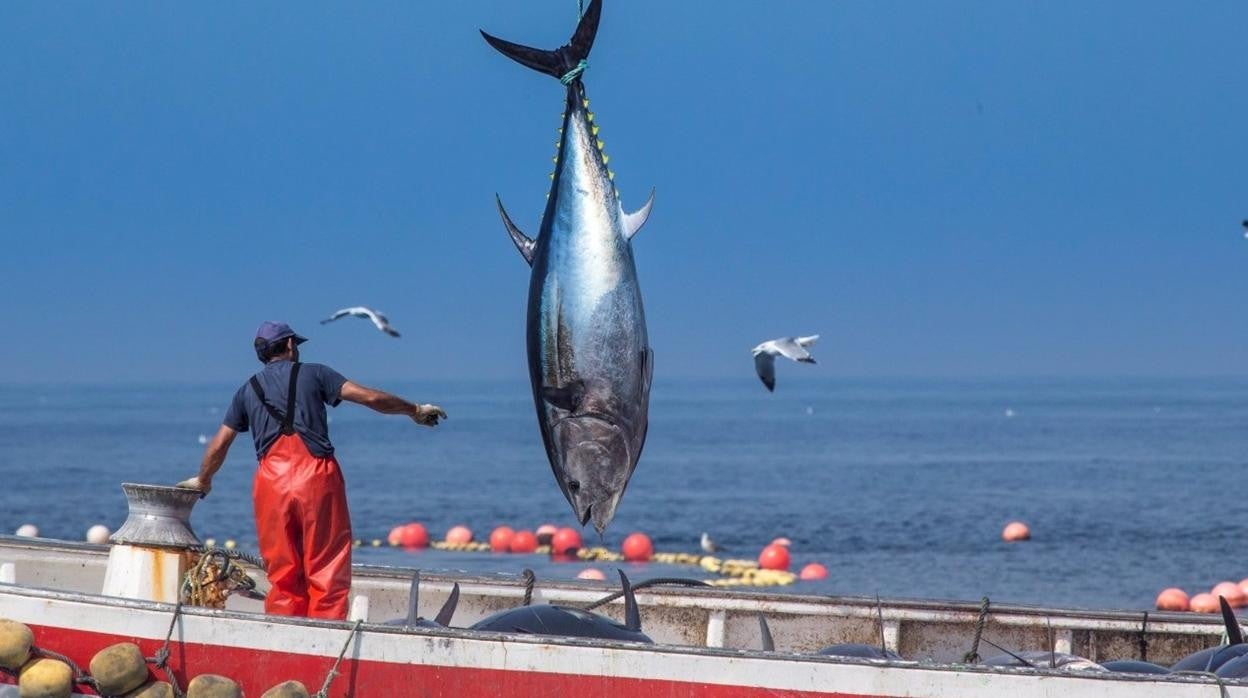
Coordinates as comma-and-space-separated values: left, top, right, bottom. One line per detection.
340, 381, 447, 426
176, 424, 238, 497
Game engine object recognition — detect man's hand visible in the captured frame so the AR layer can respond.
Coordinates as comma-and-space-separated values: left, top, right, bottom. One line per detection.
411, 404, 447, 427
175, 475, 212, 498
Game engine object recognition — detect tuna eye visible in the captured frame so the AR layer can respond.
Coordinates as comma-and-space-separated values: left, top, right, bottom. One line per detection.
567, 480, 581, 493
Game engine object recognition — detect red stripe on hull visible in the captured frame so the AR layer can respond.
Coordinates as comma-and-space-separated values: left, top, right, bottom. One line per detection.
16, 624, 879, 698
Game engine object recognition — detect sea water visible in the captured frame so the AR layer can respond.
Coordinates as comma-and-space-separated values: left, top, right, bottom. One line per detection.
1, 377, 1244, 611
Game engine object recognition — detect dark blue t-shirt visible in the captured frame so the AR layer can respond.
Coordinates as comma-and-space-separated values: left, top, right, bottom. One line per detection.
223, 360, 348, 459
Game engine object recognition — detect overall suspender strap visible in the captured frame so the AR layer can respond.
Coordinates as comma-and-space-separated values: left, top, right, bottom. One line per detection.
282, 362, 301, 435
248, 362, 302, 435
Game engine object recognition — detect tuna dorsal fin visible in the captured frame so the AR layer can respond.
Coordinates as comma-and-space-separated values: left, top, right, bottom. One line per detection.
758, 614, 775, 652
619, 570, 641, 632
622, 188, 656, 241
480, 0, 602, 82
496, 195, 535, 265
435, 582, 460, 627
405, 570, 421, 625
1221, 596, 1244, 645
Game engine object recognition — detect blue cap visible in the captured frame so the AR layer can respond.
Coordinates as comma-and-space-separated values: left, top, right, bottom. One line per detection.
255, 321, 308, 347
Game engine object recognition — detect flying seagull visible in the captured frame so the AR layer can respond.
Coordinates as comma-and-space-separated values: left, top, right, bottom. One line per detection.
321, 306, 401, 338
752, 335, 819, 392
1242, 220, 1247, 239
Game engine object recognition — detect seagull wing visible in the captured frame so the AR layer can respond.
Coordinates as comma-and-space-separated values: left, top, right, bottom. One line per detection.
359, 308, 387, 331
754, 351, 777, 392
365, 309, 402, 338
772, 338, 814, 363
796, 334, 820, 348
321, 308, 353, 324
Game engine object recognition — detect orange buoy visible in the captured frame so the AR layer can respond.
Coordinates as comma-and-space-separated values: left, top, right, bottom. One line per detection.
510, 530, 539, 554
1190, 592, 1220, 613
799, 563, 829, 580
387, 525, 406, 547
551, 527, 583, 557
489, 526, 514, 552
445, 525, 473, 545
399, 523, 429, 549
577, 568, 606, 581
770, 537, 792, 548
1154, 588, 1190, 612
1001, 521, 1031, 542
1212, 581, 1247, 608
536, 524, 558, 546
1238, 578, 1248, 597
758, 544, 791, 571
621, 532, 653, 562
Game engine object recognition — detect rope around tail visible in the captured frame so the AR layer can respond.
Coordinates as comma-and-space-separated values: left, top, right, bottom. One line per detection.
560, 59, 588, 86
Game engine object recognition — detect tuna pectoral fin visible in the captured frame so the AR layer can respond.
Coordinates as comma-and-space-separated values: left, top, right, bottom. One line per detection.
480, 0, 601, 81
622, 188, 656, 241
496, 195, 535, 265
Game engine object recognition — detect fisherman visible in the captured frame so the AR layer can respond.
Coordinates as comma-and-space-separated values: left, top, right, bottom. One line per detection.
177, 321, 446, 620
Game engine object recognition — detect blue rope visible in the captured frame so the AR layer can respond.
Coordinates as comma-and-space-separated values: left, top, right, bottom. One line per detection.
560, 59, 588, 85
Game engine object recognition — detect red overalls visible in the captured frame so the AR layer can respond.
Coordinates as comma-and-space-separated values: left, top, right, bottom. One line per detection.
249, 363, 352, 619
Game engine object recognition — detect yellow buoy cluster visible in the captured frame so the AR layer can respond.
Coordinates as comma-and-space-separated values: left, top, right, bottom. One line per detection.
0, 620, 312, 698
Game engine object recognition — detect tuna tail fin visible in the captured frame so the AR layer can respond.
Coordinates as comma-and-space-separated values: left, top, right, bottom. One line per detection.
480, 0, 602, 81
435, 582, 461, 627
619, 570, 642, 632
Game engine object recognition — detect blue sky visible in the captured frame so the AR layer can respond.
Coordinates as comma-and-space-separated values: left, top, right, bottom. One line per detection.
2, 1, 1245, 383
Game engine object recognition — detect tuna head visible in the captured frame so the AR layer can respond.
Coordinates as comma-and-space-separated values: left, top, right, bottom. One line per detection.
543, 384, 636, 534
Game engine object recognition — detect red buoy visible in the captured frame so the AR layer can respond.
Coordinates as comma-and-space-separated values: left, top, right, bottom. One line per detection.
387, 525, 405, 547
770, 537, 792, 548
1212, 581, 1247, 608
489, 526, 514, 553
445, 525, 473, 545
577, 568, 606, 581
536, 523, 558, 546
399, 523, 429, 549
622, 532, 653, 562
510, 530, 539, 554
1238, 578, 1248, 597
758, 544, 791, 571
551, 527, 583, 557
1190, 592, 1220, 613
1155, 588, 1190, 612
799, 562, 829, 580
1001, 521, 1031, 542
